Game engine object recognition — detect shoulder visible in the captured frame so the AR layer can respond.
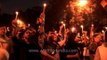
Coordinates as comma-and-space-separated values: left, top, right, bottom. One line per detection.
0, 48, 9, 60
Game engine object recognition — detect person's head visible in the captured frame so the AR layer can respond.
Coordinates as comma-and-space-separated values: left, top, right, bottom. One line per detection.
38, 26, 44, 33
94, 33, 102, 43
0, 26, 6, 36
68, 33, 77, 42
51, 32, 58, 41
19, 27, 36, 39
53, 34, 58, 41
48, 31, 59, 42
23, 28, 36, 39
75, 36, 81, 42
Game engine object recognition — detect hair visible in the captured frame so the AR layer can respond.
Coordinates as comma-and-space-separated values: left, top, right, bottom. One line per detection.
19, 27, 36, 38
68, 32, 77, 42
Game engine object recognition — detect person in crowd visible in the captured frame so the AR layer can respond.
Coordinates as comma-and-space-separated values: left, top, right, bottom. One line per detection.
61, 32, 80, 60
81, 31, 90, 60
37, 26, 47, 49
89, 33, 102, 60
0, 48, 9, 60
41, 31, 60, 60
0, 25, 10, 60
36, 14, 47, 49
41, 25, 68, 60
94, 31, 107, 60
12, 27, 41, 60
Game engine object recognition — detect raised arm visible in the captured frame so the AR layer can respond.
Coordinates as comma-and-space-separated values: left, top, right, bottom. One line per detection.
58, 28, 69, 47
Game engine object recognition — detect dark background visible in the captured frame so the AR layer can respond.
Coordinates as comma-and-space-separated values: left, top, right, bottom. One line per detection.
0, 0, 107, 32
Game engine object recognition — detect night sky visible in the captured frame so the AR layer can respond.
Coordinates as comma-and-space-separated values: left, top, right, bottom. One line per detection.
0, 0, 47, 14
0, 0, 107, 32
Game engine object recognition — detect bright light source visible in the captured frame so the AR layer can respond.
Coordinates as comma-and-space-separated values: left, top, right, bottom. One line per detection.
61, 21, 64, 24
105, 27, 107, 30
91, 24, 94, 27
102, 30, 105, 33
15, 11, 19, 19
71, 27, 76, 32
80, 25, 83, 28
15, 11, 19, 15
17, 19, 25, 28
43, 3, 47, 7
16, 19, 26, 29
63, 24, 66, 27
28, 24, 30, 27
78, 0, 88, 7
17, 19, 22, 25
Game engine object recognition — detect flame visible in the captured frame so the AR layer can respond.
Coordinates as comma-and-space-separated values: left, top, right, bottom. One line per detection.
43, 3, 47, 7
15, 11, 19, 15
71, 27, 76, 32
80, 25, 83, 28
17, 19, 26, 29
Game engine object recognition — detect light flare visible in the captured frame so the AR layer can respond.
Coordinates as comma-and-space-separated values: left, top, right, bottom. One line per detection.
71, 27, 76, 32
77, 0, 88, 7
43, 3, 47, 7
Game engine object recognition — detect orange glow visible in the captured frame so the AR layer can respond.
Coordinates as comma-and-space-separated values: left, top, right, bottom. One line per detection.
102, 30, 105, 33
105, 27, 107, 30
91, 24, 94, 27
71, 27, 76, 32
61, 21, 64, 24
100, 0, 107, 8
63, 24, 66, 27
60, 21, 66, 27
17, 19, 26, 29
80, 25, 83, 28
15, 11, 19, 15
17, 19, 22, 25
77, 0, 88, 7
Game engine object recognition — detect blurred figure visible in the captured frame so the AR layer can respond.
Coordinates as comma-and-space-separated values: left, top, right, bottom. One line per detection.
89, 33, 102, 60
41, 26, 68, 60
0, 48, 9, 60
61, 33, 80, 60
12, 27, 41, 60
94, 31, 107, 60
0, 26, 10, 60
37, 26, 47, 49
82, 31, 90, 60
41, 32, 60, 60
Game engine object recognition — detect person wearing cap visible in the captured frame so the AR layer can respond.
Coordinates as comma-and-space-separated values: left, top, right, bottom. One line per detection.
94, 31, 107, 60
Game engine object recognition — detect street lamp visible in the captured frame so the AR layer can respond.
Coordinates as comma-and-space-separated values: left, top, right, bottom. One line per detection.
77, 0, 88, 7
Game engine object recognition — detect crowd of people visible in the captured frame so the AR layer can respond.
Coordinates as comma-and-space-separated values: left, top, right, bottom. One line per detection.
0, 16, 107, 60
0, 5, 107, 59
